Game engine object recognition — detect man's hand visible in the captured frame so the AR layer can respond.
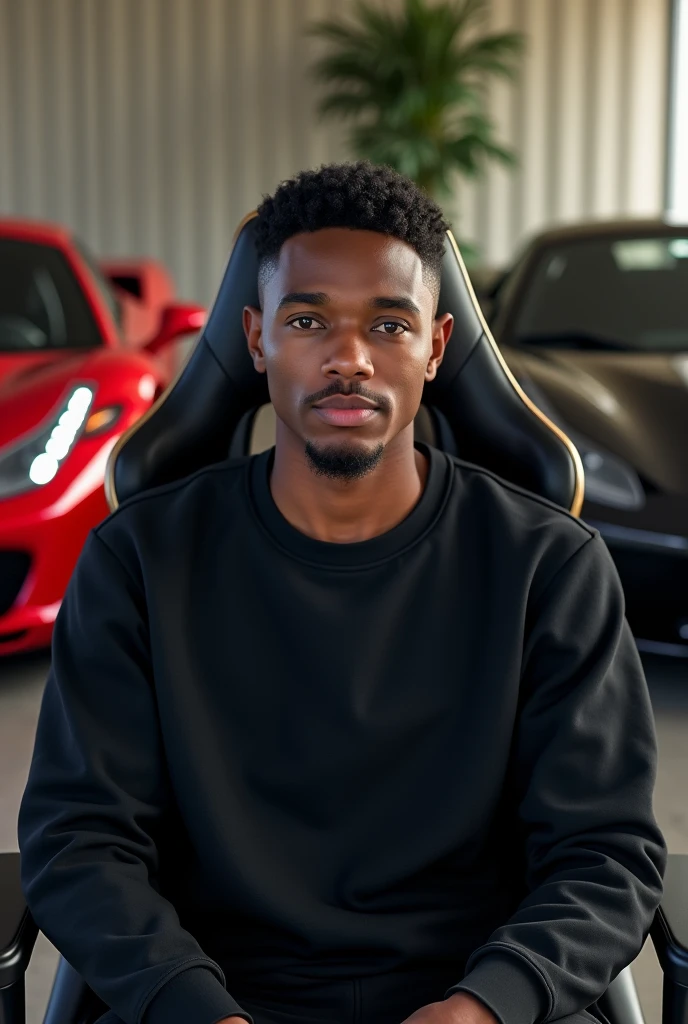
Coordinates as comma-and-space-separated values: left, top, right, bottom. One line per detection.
216, 992, 497, 1024
401, 990, 500, 1024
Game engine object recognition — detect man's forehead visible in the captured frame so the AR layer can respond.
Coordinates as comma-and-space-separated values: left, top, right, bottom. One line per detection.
274, 228, 427, 294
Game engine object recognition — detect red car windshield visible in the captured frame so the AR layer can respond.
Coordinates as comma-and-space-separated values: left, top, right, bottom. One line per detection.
0, 238, 102, 352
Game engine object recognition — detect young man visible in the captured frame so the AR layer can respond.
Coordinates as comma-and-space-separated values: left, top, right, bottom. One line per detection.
19, 163, 665, 1024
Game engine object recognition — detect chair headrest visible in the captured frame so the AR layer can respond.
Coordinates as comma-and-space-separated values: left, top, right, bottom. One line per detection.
106, 212, 583, 515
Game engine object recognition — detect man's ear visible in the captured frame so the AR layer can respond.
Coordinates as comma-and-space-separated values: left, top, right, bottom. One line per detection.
425, 312, 454, 382
243, 306, 266, 374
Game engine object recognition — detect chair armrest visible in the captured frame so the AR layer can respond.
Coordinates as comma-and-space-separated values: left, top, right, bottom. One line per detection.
0, 852, 38, 989
650, 854, 688, 987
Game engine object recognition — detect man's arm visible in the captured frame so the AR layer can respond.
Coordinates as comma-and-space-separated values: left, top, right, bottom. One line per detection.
442, 531, 667, 1024
18, 530, 253, 1024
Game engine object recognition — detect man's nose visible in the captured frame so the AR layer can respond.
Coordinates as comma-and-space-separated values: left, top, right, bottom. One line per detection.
322, 328, 374, 376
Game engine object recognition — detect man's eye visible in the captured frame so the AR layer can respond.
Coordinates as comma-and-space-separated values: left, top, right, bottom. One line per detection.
289, 317, 322, 330
373, 322, 406, 336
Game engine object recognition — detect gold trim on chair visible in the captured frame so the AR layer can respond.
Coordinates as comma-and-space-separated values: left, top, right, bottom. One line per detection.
445, 231, 585, 517
104, 212, 260, 512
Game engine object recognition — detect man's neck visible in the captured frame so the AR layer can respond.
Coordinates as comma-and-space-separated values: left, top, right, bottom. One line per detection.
269, 427, 429, 545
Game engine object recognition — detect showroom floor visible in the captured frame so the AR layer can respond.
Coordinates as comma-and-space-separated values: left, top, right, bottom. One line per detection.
1, 651, 686, 1024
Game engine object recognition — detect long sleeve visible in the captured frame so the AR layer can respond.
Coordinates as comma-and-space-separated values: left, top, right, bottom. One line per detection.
17, 530, 253, 1024
446, 531, 667, 1024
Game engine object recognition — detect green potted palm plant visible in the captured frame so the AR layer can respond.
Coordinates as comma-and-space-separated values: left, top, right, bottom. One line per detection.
309, 0, 524, 255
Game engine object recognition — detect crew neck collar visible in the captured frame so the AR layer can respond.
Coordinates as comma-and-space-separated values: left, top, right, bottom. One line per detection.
247, 441, 452, 570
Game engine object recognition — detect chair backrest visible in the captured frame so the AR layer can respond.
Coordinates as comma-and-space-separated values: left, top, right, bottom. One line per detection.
105, 213, 584, 515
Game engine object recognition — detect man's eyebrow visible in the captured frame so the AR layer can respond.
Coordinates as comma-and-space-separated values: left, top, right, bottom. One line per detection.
370, 296, 421, 315
276, 292, 328, 310
275, 292, 422, 315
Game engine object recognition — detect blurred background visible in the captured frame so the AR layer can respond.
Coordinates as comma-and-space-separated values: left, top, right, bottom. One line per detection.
0, 0, 681, 302
1, 2, 687, 1023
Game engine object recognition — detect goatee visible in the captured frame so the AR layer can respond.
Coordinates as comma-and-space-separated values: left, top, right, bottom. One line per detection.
304, 440, 385, 481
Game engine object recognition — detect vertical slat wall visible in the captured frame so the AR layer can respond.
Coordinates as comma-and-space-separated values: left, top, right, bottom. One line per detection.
0, 0, 671, 301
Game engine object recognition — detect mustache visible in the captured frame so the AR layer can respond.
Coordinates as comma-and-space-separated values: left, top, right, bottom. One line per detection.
304, 380, 389, 412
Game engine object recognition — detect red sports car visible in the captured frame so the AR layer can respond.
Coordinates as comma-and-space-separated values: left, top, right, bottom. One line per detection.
0, 219, 205, 656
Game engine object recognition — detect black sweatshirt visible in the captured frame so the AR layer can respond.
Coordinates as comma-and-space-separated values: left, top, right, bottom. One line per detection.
18, 441, 666, 1024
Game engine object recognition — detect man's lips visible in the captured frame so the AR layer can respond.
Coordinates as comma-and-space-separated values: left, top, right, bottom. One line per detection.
312, 407, 379, 426
313, 395, 379, 409
312, 395, 381, 426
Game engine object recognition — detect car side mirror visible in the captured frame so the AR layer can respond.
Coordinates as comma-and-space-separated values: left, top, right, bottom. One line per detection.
145, 302, 206, 354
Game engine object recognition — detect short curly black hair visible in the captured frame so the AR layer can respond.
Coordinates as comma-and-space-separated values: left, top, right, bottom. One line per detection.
254, 161, 449, 309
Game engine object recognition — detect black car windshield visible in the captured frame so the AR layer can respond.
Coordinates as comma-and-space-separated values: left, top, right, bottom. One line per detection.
0, 238, 102, 352
512, 235, 688, 352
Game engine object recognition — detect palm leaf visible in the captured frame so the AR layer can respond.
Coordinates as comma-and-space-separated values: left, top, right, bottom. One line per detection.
455, 32, 524, 78
308, 0, 524, 204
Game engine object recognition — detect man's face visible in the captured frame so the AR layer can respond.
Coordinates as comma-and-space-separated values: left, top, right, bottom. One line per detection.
243, 227, 453, 479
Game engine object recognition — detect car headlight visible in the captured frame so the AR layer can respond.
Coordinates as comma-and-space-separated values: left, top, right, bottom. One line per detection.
518, 375, 646, 511
0, 385, 95, 499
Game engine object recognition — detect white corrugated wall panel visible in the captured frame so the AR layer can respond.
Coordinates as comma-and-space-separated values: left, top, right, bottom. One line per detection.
483, 0, 517, 261
626, 0, 671, 213
516, 0, 550, 240
0, 0, 672, 299
590, 0, 625, 218
554, 0, 588, 221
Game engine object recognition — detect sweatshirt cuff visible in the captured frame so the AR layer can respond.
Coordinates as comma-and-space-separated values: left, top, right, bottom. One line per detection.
143, 966, 254, 1024
444, 951, 551, 1024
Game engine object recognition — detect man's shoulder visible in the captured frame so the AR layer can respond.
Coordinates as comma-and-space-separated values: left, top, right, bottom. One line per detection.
94, 454, 254, 552
441, 452, 612, 613
443, 450, 596, 559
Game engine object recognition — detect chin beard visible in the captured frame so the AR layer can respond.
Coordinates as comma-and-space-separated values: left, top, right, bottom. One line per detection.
304, 439, 385, 481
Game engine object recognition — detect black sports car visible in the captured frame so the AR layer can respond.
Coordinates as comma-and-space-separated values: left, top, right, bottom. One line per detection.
482, 220, 688, 657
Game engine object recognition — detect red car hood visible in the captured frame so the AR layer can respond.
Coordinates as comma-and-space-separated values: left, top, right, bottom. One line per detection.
0, 350, 73, 389
0, 348, 144, 450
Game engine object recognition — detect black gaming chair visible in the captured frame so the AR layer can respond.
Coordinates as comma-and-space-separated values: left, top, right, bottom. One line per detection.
101, 213, 585, 514
1, 214, 686, 1024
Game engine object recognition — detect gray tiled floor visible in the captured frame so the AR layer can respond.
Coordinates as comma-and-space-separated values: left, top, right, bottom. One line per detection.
1, 651, 686, 1024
